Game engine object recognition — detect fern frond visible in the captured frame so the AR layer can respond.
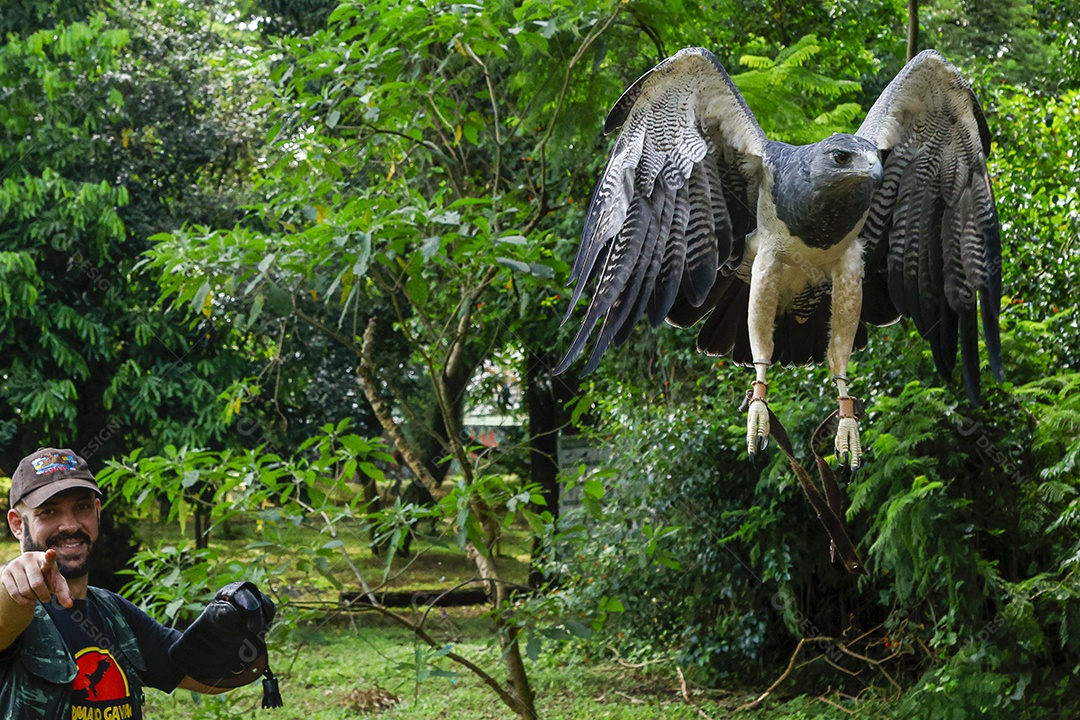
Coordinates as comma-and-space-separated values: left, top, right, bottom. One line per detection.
1037, 481, 1077, 505
814, 102, 863, 126
732, 35, 861, 143
775, 34, 820, 67
738, 54, 774, 70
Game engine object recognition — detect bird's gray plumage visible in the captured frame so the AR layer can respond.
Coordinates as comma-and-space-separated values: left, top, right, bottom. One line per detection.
557, 47, 1003, 403
856, 50, 1002, 399
769, 135, 882, 250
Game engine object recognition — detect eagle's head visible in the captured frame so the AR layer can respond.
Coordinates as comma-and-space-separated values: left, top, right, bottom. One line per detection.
772, 134, 883, 249
810, 134, 883, 191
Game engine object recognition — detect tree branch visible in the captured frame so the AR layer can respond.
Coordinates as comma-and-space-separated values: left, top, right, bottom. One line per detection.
460, 40, 504, 202
357, 316, 442, 496
435, 265, 500, 487
678, 667, 717, 720
907, 0, 919, 61
366, 603, 530, 717
736, 637, 827, 712
530, 8, 622, 229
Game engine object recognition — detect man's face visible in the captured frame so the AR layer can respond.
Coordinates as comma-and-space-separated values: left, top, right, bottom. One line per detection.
13, 488, 100, 579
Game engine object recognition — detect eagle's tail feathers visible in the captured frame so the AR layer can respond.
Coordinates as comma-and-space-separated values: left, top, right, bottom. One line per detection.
981, 289, 1004, 383
958, 305, 982, 404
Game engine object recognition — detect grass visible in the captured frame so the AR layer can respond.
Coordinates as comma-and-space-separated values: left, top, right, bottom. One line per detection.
142, 610, 854, 720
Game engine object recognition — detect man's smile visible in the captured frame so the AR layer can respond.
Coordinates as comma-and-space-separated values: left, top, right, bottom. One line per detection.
48, 533, 91, 554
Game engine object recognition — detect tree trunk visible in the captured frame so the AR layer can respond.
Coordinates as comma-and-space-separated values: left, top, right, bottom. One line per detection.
907, 0, 919, 61
526, 349, 564, 588
418, 350, 476, 485
466, 542, 538, 720
358, 317, 538, 720
501, 624, 538, 720
193, 482, 213, 550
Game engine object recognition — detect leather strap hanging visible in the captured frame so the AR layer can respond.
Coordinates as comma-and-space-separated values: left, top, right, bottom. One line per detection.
745, 391, 866, 575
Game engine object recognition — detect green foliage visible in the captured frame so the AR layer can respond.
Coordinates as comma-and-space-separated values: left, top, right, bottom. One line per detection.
249, 0, 339, 36
546, 366, 807, 681
894, 645, 1021, 719
119, 545, 256, 624
102, 420, 391, 541
989, 89, 1080, 371
0, 0, 266, 471
922, 0, 1073, 91
96, 421, 393, 621
734, 35, 865, 143
0, 16, 131, 430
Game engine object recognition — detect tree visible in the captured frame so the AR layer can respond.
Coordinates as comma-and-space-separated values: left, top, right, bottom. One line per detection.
0, 5, 132, 467
0, 0, 267, 475
142, 1, 642, 716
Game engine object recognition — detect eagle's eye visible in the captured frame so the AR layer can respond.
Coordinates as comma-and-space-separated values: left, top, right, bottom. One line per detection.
831, 149, 854, 166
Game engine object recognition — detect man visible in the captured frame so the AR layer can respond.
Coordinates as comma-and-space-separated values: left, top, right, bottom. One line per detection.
0, 447, 273, 717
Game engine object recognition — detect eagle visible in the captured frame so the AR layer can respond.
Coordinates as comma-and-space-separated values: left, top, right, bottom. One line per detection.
557, 48, 1003, 470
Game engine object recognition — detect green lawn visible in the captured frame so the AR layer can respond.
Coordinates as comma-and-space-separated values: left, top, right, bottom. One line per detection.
143, 611, 852, 720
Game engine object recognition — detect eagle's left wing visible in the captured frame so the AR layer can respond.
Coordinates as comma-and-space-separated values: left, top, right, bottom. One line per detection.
556, 48, 767, 375
857, 49, 1003, 402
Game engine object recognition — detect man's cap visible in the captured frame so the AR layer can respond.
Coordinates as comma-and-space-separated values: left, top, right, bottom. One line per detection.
9, 448, 102, 509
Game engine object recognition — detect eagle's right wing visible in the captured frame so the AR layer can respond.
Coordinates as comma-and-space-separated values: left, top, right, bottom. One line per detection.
556, 47, 767, 375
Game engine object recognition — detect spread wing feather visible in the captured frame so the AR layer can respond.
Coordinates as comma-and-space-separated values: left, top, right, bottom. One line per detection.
857, 49, 1003, 402
556, 47, 765, 375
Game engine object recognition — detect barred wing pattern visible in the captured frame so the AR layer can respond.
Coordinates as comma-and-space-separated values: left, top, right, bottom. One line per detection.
556, 48, 767, 375
857, 49, 1003, 402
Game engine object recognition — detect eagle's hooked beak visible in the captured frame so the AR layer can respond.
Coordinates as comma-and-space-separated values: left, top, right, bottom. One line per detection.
864, 150, 884, 182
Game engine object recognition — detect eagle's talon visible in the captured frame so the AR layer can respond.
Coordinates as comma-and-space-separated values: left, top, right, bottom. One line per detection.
835, 416, 862, 470
746, 399, 770, 460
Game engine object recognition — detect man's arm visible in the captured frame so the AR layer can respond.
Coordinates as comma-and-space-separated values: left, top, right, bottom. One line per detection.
117, 582, 273, 698
112, 592, 232, 696
0, 549, 72, 652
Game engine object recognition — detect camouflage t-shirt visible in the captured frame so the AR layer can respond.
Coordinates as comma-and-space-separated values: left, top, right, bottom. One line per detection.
43, 593, 184, 719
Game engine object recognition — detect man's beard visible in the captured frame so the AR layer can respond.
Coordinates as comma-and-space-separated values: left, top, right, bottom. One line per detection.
20, 516, 95, 579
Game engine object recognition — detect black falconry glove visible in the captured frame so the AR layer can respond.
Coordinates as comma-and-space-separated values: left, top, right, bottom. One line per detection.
168, 581, 283, 708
